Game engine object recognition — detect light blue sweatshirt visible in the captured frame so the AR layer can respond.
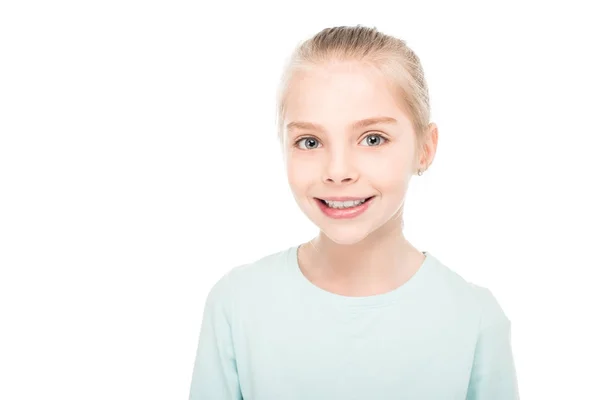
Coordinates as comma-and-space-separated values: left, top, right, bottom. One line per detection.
189, 245, 519, 399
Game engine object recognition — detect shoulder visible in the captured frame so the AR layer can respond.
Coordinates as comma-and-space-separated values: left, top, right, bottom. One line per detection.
226, 245, 294, 288
204, 245, 294, 305
426, 254, 511, 330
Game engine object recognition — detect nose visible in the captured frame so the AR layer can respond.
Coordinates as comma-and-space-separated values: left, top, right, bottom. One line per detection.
322, 150, 358, 185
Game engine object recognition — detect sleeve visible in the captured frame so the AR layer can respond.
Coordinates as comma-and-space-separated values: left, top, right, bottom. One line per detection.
189, 271, 242, 400
466, 287, 520, 400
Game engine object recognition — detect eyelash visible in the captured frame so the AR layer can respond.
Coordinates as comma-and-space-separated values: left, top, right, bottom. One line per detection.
293, 133, 388, 149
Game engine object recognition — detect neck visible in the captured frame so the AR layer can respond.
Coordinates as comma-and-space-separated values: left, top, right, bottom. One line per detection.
299, 213, 424, 296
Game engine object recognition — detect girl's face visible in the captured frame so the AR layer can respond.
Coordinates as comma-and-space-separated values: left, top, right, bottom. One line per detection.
283, 61, 424, 245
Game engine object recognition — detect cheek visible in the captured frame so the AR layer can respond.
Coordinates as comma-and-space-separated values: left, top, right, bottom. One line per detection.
359, 154, 412, 196
286, 155, 319, 193
361, 151, 411, 178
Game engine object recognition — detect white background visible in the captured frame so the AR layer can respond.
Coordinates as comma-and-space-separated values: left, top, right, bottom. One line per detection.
1, 1, 599, 398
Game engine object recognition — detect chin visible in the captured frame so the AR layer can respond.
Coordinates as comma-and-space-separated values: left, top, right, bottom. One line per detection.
318, 225, 376, 246
298, 197, 400, 245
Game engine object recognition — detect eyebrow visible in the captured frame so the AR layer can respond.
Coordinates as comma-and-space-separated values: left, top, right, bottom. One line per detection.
286, 116, 398, 133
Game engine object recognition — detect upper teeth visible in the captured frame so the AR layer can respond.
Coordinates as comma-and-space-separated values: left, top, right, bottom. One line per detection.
324, 198, 368, 209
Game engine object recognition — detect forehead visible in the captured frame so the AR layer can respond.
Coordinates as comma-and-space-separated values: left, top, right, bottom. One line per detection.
284, 61, 409, 129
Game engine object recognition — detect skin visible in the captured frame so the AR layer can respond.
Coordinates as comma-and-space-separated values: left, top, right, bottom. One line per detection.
282, 60, 438, 297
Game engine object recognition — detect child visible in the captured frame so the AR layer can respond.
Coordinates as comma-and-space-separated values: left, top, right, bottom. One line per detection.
189, 25, 519, 399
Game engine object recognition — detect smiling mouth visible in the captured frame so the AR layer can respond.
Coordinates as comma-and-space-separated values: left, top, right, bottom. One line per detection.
316, 196, 375, 209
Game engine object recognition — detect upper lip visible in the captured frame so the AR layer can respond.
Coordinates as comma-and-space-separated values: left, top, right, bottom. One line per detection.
317, 196, 374, 201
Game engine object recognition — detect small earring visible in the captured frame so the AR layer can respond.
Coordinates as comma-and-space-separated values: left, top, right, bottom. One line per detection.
417, 169, 423, 176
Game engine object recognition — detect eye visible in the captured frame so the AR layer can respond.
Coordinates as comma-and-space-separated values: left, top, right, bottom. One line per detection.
295, 137, 321, 150
359, 133, 388, 147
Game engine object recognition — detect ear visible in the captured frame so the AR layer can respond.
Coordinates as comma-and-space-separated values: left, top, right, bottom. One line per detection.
419, 122, 438, 172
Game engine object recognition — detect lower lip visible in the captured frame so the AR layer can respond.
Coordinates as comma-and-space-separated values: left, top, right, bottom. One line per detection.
315, 197, 375, 219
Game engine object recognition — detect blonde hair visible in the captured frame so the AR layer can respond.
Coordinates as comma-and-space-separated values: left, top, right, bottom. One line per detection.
276, 25, 432, 156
